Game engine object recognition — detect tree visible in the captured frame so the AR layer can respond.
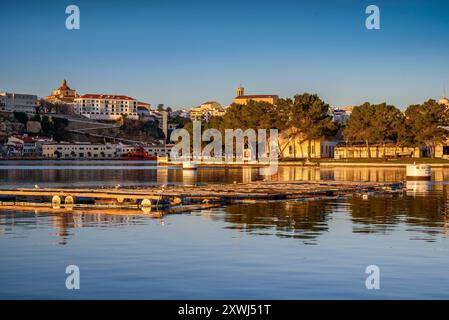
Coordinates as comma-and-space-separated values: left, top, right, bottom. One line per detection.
288, 93, 337, 159
344, 103, 403, 157
13, 112, 28, 125
404, 99, 449, 157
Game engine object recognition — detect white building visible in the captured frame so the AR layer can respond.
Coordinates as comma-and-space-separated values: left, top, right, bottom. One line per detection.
74, 94, 139, 120
189, 101, 225, 122
115, 144, 172, 157
0, 92, 38, 113
331, 106, 353, 125
42, 142, 117, 159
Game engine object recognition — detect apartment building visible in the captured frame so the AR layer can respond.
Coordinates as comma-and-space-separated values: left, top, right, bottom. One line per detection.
0, 92, 38, 113
74, 94, 139, 120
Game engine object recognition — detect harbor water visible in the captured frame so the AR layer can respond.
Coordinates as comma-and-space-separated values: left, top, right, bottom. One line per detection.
0, 161, 449, 299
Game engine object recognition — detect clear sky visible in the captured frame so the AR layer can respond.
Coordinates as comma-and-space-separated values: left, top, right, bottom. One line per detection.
1, 0, 448, 110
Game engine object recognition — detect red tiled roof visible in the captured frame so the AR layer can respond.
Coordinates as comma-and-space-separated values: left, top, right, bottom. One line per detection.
235, 95, 278, 99
78, 94, 136, 101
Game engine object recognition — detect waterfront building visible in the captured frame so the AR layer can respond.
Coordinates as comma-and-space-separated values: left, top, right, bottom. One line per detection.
233, 86, 278, 105
45, 79, 78, 105
113, 143, 172, 157
42, 142, 117, 159
74, 94, 139, 120
189, 101, 225, 122
279, 129, 337, 159
334, 143, 422, 159
0, 92, 38, 113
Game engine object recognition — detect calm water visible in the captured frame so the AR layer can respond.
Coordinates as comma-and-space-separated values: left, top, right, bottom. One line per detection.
1, 161, 449, 299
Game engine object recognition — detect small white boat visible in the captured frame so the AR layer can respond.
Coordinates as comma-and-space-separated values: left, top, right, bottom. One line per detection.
182, 160, 197, 170
406, 163, 431, 180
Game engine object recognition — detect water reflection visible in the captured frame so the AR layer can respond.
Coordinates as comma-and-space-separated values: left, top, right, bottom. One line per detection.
218, 201, 333, 244
1, 164, 449, 246
0, 209, 149, 245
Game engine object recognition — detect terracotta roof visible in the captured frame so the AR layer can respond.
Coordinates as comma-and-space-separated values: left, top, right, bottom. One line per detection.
78, 94, 136, 101
235, 95, 278, 99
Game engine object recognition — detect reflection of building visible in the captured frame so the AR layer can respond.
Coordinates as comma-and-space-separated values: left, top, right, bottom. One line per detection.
45, 79, 78, 105
74, 94, 139, 120
234, 86, 278, 105
0, 92, 38, 113
189, 101, 225, 122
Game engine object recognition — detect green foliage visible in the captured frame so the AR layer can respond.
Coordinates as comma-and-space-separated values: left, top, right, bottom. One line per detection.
344, 103, 405, 157
170, 115, 191, 129
403, 99, 449, 157
13, 112, 28, 125
121, 119, 164, 140
40, 116, 69, 141
291, 93, 337, 140
345, 103, 404, 142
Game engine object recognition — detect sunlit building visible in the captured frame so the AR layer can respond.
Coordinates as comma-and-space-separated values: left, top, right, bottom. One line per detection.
233, 86, 278, 105
45, 79, 78, 105
74, 94, 139, 120
189, 101, 225, 122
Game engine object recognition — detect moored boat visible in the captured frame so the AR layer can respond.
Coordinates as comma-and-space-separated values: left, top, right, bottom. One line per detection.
406, 163, 431, 180
122, 148, 157, 161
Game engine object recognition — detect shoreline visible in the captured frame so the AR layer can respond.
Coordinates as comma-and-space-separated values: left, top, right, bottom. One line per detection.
2, 158, 449, 167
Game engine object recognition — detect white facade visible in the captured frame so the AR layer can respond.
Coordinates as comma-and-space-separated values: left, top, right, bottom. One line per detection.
75, 94, 139, 120
189, 101, 225, 122
42, 143, 173, 159
43, 143, 117, 159
115, 144, 172, 157
0, 92, 38, 113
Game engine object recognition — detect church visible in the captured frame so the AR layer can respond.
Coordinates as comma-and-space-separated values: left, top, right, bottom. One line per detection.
233, 86, 279, 105
45, 79, 78, 105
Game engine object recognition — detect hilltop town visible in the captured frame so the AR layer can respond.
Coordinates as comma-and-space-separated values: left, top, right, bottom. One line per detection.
1, 80, 449, 162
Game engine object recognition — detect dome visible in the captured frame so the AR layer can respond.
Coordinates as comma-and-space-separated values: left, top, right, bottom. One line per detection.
439, 97, 449, 105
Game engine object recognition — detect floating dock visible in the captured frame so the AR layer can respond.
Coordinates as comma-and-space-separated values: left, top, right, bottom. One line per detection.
0, 181, 404, 214
0, 180, 404, 215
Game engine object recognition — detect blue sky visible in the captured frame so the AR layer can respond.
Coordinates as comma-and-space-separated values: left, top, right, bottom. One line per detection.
1, 0, 448, 109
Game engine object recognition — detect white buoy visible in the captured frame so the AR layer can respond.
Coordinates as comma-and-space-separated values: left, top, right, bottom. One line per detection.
52, 195, 61, 209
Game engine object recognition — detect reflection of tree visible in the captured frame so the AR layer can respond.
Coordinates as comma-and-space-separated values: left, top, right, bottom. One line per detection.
348, 189, 449, 240
221, 201, 334, 244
